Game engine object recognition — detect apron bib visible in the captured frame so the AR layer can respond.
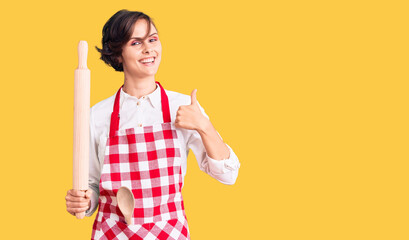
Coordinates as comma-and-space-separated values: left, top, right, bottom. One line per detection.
91, 81, 190, 240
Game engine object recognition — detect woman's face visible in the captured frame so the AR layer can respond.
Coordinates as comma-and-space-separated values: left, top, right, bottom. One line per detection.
119, 19, 162, 77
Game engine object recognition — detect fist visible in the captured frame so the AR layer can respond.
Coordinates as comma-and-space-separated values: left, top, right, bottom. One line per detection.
65, 189, 92, 216
175, 89, 208, 131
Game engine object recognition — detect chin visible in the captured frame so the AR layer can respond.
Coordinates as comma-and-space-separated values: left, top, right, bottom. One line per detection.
144, 70, 158, 76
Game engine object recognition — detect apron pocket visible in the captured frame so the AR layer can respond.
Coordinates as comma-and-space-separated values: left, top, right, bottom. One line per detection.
99, 216, 148, 239
98, 216, 190, 240
148, 216, 190, 240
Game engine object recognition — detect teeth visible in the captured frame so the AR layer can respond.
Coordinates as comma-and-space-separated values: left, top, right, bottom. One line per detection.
140, 57, 155, 63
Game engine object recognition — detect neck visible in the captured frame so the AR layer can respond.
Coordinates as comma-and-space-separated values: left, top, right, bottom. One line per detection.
122, 75, 157, 99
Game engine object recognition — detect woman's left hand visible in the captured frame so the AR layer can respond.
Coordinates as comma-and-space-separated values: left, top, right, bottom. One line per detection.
175, 89, 210, 131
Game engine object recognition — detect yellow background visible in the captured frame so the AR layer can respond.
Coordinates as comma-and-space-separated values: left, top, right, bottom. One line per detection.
1, 0, 408, 239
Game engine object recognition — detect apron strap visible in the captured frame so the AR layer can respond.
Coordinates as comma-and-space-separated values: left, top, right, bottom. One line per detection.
109, 81, 171, 138
109, 84, 122, 138
156, 81, 171, 123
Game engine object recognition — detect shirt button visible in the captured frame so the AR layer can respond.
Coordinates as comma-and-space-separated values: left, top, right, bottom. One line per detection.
142, 96, 146, 99
137, 102, 140, 106
138, 123, 142, 127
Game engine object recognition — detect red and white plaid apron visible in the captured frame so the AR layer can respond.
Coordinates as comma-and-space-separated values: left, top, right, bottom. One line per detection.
91, 81, 190, 240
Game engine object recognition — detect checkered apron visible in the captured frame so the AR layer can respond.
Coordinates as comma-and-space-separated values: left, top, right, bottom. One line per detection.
91, 81, 190, 240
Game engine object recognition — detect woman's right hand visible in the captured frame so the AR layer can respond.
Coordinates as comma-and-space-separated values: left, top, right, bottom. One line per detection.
65, 189, 92, 216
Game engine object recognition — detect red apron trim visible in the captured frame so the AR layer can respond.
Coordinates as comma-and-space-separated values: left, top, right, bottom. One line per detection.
109, 81, 171, 138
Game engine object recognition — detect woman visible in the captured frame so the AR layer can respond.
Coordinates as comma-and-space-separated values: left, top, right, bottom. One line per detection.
65, 9, 240, 240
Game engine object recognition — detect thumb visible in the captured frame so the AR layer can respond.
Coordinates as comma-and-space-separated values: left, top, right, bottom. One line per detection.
190, 89, 198, 105
85, 189, 92, 199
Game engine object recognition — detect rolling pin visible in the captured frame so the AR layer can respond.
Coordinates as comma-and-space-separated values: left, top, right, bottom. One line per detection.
73, 40, 90, 219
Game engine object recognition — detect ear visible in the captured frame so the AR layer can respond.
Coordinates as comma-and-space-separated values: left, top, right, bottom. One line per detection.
117, 56, 123, 63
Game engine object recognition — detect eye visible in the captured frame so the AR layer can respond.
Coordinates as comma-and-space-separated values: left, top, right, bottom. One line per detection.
131, 38, 157, 46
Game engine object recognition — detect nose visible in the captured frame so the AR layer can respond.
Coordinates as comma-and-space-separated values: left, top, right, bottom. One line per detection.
144, 48, 153, 54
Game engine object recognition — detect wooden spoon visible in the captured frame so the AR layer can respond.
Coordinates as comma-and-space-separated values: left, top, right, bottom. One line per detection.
117, 186, 135, 225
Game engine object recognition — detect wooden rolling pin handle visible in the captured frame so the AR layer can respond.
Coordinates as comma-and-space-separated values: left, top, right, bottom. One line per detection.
77, 40, 88, 69
76, 211, 85, 219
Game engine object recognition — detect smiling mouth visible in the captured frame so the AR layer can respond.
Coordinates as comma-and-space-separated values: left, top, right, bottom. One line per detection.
139, 57, 156, 66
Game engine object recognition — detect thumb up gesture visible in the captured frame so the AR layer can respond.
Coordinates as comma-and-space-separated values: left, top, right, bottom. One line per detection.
175, 89, 209, 131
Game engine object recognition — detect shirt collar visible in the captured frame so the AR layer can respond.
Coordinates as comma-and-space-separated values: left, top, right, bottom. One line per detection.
119, 82, 161, 109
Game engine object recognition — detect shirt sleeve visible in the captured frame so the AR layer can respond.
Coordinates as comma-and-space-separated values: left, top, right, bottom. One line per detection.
85, 106, 100, 217
187, 101, 241, 185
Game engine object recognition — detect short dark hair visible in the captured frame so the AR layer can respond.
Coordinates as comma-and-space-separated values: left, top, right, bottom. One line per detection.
95, 9, 158, 72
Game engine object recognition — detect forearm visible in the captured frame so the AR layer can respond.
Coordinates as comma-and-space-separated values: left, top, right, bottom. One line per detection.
197, 119, 230, 160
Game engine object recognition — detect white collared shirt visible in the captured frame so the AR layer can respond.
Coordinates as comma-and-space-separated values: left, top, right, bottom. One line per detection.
86, 83, 240, 216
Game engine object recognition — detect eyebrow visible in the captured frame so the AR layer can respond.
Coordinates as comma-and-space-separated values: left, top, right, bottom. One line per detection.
130, 32, 158, 40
